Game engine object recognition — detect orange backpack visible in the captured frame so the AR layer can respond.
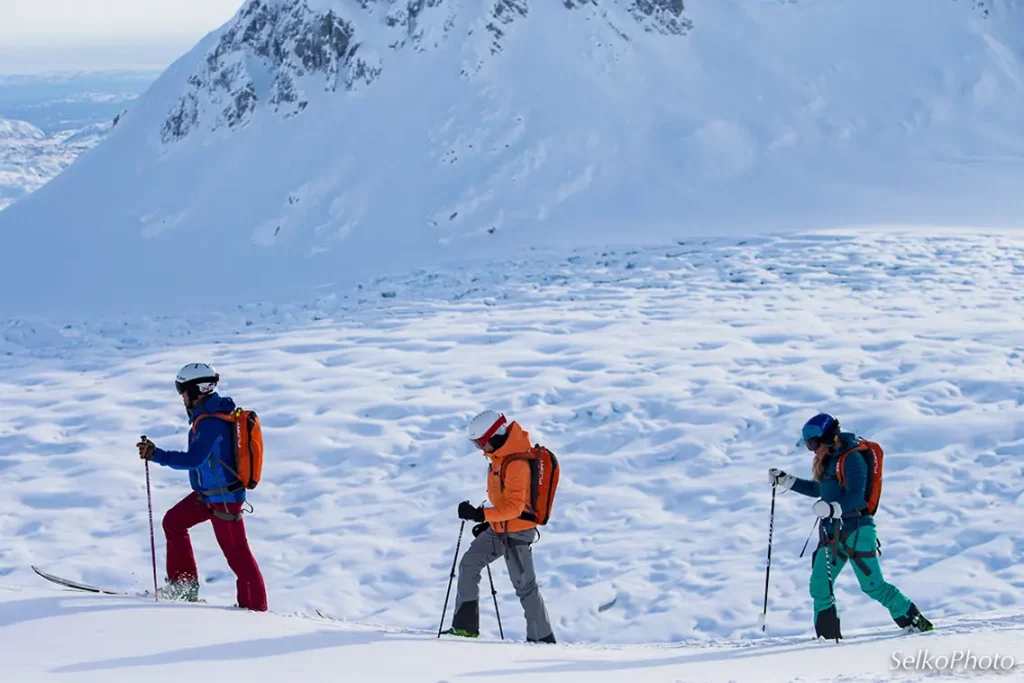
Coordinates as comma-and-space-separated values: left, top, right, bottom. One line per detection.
192, 408, 264, 490
836, 439, 883, 515
499, 445, 560, 525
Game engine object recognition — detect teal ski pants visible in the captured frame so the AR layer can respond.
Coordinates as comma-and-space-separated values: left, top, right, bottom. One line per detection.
810, 525, 912, 621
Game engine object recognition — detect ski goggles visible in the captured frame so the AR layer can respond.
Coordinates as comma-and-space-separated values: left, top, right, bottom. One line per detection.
803, 436, 824, 451
175, 377, 218, 395
799, 422, 829, 451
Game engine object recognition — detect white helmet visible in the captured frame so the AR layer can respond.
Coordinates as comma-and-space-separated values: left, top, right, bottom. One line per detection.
467, 409, 508, 449
175, 362, 219, 398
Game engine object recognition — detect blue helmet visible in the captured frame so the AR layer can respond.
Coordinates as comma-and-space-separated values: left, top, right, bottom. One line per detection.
801, 413, 840, 450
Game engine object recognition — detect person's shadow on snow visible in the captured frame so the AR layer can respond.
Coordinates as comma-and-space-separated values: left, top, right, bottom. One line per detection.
0, 594, 400, 674
0, 595, 156, 629
52, 629, 391, 674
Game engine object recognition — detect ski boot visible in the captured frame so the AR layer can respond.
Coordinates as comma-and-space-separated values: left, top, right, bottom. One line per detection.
157, 578, 200, 603
447, 601, 480, 639
444, 628, 479, 639
895, 604, 933, 633
814, 605, 843, 641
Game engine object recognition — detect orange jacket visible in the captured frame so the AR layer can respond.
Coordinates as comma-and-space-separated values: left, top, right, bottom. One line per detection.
483, 422, 537, 534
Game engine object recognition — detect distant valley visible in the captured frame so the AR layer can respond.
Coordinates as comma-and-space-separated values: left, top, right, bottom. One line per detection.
0, 71, 156, 210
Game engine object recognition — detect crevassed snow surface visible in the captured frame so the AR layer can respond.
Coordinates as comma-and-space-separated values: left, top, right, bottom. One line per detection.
1, 0, 1022, 314
1, 232, 1022, 654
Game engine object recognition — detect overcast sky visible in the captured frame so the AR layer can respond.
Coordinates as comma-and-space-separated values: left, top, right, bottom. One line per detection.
0, 0, 244, 73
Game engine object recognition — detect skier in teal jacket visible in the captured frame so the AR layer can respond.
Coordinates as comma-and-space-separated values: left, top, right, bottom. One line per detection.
769, 413, 933, 640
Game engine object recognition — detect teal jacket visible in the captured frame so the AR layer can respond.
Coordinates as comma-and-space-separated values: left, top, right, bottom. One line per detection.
791, 432, 874, 535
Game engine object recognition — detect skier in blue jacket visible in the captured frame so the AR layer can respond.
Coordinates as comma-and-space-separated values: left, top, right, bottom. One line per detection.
769, 413, 932, 640
136, 363, 267, 611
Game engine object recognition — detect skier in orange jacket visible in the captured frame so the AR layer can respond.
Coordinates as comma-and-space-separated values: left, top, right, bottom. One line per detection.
445, 410, 555, 643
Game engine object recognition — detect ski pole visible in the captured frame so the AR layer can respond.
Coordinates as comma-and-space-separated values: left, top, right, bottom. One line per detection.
824, 521, 840, 644
486, 560, 504, 640
798, 518, 819, 558
144, 446, 159, 602
437, 520, 466, 638
478, 499, 503, 640
760, 483, 776, 631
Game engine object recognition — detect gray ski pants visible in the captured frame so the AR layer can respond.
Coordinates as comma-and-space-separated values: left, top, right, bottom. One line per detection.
450, 527, 554, 641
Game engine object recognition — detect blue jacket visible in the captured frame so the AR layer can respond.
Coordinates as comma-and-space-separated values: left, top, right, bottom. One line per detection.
151, 393, 245, 504
791, 432, 873, 535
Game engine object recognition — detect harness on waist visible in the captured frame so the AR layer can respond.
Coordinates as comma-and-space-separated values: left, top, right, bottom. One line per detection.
195, 494, 253, 522
818, 525, 882, 576
195, 462, 244, 512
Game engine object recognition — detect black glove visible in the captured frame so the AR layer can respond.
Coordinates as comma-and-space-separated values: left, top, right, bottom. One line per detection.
472, 522, 490, 538
458, 500, 485, 522
137, 435, 156, 461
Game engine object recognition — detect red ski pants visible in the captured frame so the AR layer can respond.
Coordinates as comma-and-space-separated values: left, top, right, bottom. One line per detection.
163, 492, 268, 611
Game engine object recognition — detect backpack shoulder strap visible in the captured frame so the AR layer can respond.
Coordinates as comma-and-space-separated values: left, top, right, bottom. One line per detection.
498, 451, 536, 490
190, 411, 236, 434
835, 439, 873, 488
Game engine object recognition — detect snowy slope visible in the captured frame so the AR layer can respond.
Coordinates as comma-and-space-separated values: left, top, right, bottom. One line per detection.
2, 587, 1023, 682
1, 0, 1023, 315
1, 231, 1022, 650
62, 120, 116, 146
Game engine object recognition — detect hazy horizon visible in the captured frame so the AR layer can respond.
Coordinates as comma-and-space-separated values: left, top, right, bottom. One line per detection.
0, 0, 242, 74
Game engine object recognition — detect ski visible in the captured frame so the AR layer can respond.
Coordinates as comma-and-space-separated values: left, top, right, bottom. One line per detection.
31, 565, 135, 596
808, 626, 935, 646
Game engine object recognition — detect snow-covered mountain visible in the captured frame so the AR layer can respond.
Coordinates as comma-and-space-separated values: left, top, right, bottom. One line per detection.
1, 0, 1023, 316
160, 0, 691, 148
0, 116, 115, 211
0, 118, 47, 141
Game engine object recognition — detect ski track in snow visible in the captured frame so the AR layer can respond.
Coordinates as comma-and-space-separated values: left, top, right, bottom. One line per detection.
2, 589, 1023, 682
1, 231, 1023, 646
